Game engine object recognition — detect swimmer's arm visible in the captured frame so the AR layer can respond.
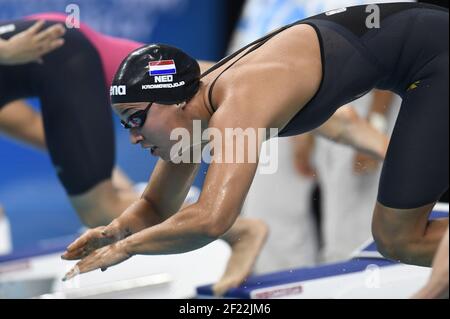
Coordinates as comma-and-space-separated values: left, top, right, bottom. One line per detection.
109, 160, 201, 234
62, 160, 201, 260
0, 21, 65, 65
63, 123, 259, 279
314, 105, 388, 160
122, 125, 259, 255
0, 99, 46, 150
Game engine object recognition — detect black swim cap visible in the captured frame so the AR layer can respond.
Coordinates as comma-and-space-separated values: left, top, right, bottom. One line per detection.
110, 44, 201, 105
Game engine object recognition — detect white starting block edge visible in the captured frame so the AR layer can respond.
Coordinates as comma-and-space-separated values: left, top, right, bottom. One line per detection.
434, 202, 449, 213
197, 203, 448, 299
38, 273, 173, 299
0, 239, 231, 299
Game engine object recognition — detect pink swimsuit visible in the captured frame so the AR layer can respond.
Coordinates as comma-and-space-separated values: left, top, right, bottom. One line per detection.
26, 13, 144, 87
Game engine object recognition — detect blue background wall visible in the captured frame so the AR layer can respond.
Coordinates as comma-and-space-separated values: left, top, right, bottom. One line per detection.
0, 0, 227, 250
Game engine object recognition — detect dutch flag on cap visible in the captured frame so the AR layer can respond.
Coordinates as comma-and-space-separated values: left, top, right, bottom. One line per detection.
149, 60, 177, 76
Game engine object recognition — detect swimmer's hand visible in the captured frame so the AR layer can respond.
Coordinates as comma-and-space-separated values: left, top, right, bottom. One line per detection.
62, 241, 132, 282
0, 20, 65, 65
61, 220, 128, 261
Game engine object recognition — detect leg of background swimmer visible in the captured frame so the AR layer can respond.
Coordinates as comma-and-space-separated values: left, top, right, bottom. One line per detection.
111, 167, 135, 191
0, 99, 139, 227
69, 181, 139, 227
0, 100, 136, 184
412, 226, 449, 299
0, 100, 136, 191
0, 99, 46, 150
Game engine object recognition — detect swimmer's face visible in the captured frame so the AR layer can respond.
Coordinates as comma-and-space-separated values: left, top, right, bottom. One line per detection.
113, 102, 193, 161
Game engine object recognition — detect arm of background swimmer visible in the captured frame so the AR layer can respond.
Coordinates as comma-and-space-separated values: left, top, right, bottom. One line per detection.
313, 105, 389, 160
369, 90, 394, 116
0, 99, 46, 150
366, 89, 395, 133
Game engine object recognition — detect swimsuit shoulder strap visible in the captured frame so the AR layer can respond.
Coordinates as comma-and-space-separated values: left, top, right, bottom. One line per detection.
201, 19, 305, 111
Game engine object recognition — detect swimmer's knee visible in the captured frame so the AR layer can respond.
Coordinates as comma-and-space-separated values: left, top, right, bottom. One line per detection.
62, 169, 112, 197
371, 203, 431, 264
70, 179, 138, 227
372, 226, 412, 263
75, 203, 122, 228
76, 209, 107, 228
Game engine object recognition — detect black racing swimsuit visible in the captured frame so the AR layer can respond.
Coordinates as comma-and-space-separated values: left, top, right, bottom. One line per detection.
203, 3, 449, 209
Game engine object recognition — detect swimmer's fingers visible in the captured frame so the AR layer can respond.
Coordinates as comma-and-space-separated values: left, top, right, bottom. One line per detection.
62, 243, 131, 281
37, 38, 65, 56
2, 22, 65, 65
62, 223, 123, 260
62, 227, 107, 260
61, 247, 88, 261
24, 20, 46, 36
33, 23, 66, 43
67, 227, 106, 251
34, 24, 66, 56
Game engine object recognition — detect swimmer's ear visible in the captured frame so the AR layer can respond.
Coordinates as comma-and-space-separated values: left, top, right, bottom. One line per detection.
177, 102, 187, 110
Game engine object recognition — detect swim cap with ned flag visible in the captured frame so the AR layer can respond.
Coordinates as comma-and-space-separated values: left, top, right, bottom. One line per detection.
110, 44, 201, 105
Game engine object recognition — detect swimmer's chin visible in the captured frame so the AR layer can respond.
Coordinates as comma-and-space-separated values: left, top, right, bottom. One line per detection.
149, 149, 171, 162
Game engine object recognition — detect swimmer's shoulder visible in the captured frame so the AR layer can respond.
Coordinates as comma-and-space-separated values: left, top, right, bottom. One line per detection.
204, 23, 321, 121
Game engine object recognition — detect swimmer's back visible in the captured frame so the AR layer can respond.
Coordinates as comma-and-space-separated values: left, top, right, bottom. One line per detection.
203, 3, 448, 136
